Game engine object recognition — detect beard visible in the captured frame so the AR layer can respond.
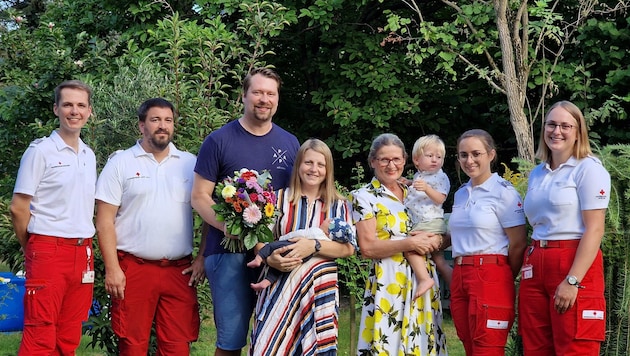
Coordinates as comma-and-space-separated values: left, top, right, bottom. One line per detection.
253, 113, 272, 122
148, 131, 172, 150
251, 104, 275, 122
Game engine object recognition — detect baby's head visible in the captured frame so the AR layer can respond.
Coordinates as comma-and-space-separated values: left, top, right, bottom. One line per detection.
328, 217, 354, 243
411, 134, 445, 173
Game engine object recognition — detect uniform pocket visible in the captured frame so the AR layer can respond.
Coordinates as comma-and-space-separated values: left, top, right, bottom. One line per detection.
574, 294, 605, 341
23, 279, 53, 326
474, 303, 514, 347
26, 241, 56, 263
549, 183, 577, 206
169, 176, 191, 203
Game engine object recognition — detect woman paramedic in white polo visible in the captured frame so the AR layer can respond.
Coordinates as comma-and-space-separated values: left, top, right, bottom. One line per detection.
519, 101, 610, 355
448, 129, 527, 356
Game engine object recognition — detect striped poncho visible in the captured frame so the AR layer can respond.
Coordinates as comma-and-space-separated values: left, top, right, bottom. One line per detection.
249, 188, 354, 356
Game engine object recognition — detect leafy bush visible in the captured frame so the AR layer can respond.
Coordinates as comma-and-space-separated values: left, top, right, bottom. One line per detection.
0, 198, 21, 272
598, 145, 630, 356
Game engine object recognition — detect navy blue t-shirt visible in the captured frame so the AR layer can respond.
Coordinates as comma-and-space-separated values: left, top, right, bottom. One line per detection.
195, 120, 300, 255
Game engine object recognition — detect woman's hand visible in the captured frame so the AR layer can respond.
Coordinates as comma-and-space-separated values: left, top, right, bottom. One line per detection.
356, 218, 440, 259
554, 279, 579, 314
266, 241, 304, 272
284, 238, 317, 260
407, 230, 440, 255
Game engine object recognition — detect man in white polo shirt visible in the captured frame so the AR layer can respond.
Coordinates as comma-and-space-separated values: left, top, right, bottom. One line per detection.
10, 80, 97, 355
95, 98, 203, 355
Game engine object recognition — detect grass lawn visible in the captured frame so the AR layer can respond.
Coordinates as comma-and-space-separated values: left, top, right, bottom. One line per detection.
0, 305, 464, 355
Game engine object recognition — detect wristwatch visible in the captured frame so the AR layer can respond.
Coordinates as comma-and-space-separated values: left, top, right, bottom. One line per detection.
566, 275, 582, 288
314, 240, 321, 254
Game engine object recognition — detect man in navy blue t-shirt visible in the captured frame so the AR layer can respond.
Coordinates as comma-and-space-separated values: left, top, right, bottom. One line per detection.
192, 67, 300, 356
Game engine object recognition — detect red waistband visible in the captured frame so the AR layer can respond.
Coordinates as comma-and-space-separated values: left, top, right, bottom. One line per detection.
455, 254, 507, 266
117, 251, 192, 267
30, 234, 92, 246
532, 239, 581, 248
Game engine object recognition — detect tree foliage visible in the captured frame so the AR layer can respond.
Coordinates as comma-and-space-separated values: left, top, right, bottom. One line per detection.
2, 0, 630, 353
381, 0, 630, 162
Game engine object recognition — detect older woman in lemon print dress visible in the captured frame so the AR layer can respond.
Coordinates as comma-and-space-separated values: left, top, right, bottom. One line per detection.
351, 133, 448, 355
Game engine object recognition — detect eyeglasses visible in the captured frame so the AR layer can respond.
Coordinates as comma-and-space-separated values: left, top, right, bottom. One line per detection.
457, 151, 487, 161
375, 157, 405, 167
545, 122, 575, 133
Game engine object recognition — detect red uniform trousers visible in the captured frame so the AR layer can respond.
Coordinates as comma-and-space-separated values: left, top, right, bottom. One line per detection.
518, 241, 605, 356
450, 254, 515, 356
112, 252, 200, 356
19, 234, 94, 356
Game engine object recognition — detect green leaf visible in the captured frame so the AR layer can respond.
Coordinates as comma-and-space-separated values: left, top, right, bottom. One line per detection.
228, 220, 242, 236
259, 226, 273, 243
243, 232, 257, 250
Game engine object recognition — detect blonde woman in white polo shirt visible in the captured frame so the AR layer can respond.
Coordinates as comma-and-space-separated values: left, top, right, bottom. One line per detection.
448, 129, 527, 356
519, 101, 610, 355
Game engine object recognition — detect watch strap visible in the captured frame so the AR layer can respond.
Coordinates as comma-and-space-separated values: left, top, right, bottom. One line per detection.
314, 240, 321, 254
566, 275, 583, 288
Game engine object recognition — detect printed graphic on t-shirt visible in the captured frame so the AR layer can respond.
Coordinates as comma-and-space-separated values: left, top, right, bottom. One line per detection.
272, 146, 292, 169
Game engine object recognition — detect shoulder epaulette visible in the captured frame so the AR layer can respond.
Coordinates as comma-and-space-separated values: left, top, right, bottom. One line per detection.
108, 150, 124, 159
28, 137, 47, 147
499, 179, 514, 188
585, 155, 603, 165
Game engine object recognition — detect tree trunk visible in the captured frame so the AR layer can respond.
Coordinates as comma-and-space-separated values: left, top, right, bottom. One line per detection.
494, 0, 535, 162
507, 102, 535, 162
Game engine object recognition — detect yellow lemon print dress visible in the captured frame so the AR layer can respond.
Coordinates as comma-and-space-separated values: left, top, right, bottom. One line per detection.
351, 177, 448, 356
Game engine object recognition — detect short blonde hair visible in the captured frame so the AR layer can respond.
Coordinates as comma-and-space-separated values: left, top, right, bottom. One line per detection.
412, 134, 446, 160
535, 101, 592, 162
288, 139, 344, 211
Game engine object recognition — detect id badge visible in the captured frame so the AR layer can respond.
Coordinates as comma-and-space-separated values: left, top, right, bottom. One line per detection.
522, 264, 533, 280
82, 246, 94, 283
82, 270, 95, 284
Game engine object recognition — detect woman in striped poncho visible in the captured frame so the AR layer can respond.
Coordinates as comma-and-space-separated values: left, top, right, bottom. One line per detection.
249, 138, 356, 356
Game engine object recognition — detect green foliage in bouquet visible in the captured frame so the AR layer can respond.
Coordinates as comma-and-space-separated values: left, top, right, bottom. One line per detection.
212, 169, 278, 252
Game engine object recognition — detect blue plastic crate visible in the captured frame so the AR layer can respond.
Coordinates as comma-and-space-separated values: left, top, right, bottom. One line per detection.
0, 272, 25, 332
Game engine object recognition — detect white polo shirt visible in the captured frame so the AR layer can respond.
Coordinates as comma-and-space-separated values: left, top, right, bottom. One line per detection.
13, 130, 96, 238
524, 156, 610, 241
96, 141, 196, 260
449, 173, 525, 257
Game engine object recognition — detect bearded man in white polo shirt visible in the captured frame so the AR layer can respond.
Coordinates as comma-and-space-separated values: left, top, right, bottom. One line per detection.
10, 80, 97, 355
95, 98, 204, 355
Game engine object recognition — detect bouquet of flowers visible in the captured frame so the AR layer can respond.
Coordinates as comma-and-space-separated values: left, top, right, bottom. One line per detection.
212, 168, 279, 252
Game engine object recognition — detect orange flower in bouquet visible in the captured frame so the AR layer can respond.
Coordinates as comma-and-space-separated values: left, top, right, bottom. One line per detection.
212, 169, 278, 252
